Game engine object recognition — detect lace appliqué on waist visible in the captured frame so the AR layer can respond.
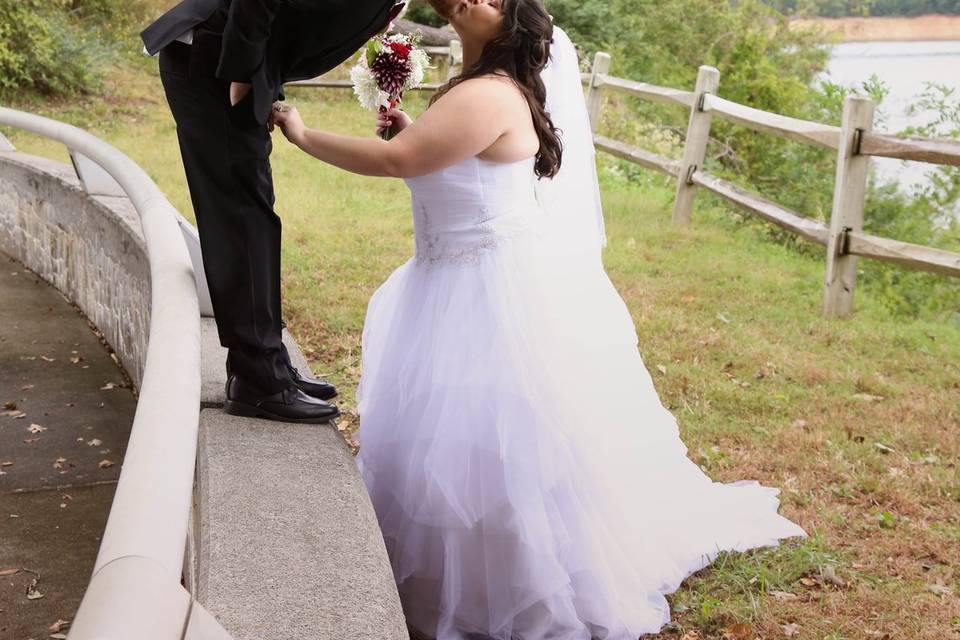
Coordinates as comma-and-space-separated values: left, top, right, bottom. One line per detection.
413, 202, 537, 266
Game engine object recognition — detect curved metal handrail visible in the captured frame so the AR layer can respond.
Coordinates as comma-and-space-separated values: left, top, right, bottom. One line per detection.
0, 107, 203, 637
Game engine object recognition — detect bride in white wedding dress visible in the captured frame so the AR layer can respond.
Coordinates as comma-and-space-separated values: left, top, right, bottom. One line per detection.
272, 0, 806, 637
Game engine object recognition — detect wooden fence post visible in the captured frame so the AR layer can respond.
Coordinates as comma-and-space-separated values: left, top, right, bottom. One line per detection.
823, 95, 875, 318
586, 52, 611, 132
672, 65, 720, 225
446, 40, 463, 81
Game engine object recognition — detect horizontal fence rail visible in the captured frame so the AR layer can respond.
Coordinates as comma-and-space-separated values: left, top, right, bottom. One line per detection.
594, 74, 697, 109
594, 135, 682, 178
691, 170, 831, 246
701, 94, 842, 151
0, 108, 210, 638
846, 231, 960, 277
859, 132, 960, 166
288, 78, 448, 91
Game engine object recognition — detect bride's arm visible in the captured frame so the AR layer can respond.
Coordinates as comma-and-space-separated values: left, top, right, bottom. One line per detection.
272, 78, 514, 178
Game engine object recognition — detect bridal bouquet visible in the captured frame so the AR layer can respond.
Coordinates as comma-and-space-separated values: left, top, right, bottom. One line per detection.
350, 32, 430, 139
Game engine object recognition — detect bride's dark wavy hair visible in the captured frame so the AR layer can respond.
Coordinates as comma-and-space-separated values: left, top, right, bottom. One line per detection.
427, 0, 562, 179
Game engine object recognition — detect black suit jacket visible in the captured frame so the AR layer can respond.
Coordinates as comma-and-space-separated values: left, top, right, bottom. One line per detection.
143, 0, 400, 124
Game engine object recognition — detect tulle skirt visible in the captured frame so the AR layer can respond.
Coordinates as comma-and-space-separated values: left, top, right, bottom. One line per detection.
356, 234, 805, 640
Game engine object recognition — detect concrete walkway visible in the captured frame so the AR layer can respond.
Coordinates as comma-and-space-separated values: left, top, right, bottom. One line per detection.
0, 251, 136, 640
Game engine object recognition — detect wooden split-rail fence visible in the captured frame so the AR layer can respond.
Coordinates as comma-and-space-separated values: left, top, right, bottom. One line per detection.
291, 44, 960, 318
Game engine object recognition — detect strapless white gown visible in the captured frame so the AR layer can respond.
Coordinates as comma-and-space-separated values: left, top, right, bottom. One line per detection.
356, 155, 805, 640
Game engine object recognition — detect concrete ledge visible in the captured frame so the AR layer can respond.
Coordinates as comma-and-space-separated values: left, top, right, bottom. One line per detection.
196, 409, 408, 640
200, 317, 311, 407
0, 151, 150, 387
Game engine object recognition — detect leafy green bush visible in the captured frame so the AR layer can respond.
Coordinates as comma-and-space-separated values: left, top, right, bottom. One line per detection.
405, 0, 447, 27
0, 0, 101, 96
0, 0, 148, 98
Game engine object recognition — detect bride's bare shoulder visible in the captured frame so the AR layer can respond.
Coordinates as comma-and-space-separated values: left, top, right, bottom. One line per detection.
440, 73, 526, 105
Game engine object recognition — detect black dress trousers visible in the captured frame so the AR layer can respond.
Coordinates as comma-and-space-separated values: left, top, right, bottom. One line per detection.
160, 35, 293, 395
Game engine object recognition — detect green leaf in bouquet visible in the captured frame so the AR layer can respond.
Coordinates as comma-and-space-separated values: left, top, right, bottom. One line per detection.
365, 39, 382, 66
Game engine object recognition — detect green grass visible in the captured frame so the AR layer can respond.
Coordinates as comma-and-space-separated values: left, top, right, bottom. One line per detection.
3, 62, 959, 639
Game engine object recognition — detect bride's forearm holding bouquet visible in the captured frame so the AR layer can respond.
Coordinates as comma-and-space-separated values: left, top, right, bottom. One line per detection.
270, 76, 536, 178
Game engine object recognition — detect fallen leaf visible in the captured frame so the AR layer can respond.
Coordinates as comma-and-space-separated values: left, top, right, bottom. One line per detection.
679, 633, 701, 640
40, 356, 55, 362
26, 588, 44, 600
799, 577, 817, 587
716, 312, 731, 324
656, 364, 668, 376
0, 567, 20, 577
928, 583, 953, 596
28, 423, 46, 434
722, 623, 752, 640
69, 356, 82, 364
23, 438, 40, 444
853, 393, 884, 402
100, 383, 117, 390
782, 623, 800, 637
86, 439, 102, 447
97, 460, 114, 469
48, 619, 70, 633
21, 384, 34, 391
2, 410, 26, 419
769, 590, 798, 601
50, 634, 68, 640
3, 401, 15, 410
874, 442, 895, 454
1, 461, 13, 467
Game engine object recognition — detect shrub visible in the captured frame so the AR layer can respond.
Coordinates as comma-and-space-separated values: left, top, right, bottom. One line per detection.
0, 0, 149, 98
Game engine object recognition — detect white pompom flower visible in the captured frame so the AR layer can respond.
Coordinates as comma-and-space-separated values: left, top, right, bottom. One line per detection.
406, 48, 430, 91
350, 59, 391, 111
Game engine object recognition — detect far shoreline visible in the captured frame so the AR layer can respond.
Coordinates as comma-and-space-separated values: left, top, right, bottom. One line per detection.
789, 13, 960, 42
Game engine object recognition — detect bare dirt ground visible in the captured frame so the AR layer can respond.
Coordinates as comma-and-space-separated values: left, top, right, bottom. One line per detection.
790, 14, 960, 41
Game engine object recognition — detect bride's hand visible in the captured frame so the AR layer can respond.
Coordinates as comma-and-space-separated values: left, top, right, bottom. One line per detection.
376, 107, 412, 137
271, 102, 306, 146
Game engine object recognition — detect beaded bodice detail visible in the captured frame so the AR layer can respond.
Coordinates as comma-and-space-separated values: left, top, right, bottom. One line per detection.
404, 156, 542, 265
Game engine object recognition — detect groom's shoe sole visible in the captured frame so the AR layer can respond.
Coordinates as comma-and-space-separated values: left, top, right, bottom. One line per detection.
223, 399, 341, 424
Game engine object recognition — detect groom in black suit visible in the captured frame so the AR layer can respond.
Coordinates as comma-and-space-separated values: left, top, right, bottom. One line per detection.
142, 0, 404, 423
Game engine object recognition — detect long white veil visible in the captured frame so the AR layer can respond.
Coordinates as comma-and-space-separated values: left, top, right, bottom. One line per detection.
536, 25, 607, 252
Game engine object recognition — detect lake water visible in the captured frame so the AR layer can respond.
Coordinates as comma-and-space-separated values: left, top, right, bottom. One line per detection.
825, 40, 960, 188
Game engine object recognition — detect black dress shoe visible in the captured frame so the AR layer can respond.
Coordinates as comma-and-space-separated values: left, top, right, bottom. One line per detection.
224, 375, 340, 424
288, 365, 338, 401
